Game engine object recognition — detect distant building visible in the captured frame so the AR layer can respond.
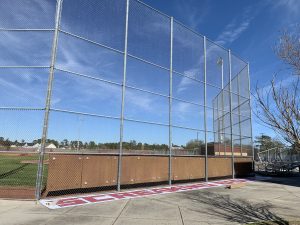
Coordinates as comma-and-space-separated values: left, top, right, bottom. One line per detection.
45, 143, 57, 149
172, 146, 184, 150
22, 143, 57, 151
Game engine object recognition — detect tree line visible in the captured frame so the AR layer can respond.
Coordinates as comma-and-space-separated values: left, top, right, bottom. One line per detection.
0, 137, 206, 151
0, 135, 255, 154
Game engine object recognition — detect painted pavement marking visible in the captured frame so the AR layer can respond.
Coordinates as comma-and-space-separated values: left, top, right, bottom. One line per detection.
40, 179, 251, 209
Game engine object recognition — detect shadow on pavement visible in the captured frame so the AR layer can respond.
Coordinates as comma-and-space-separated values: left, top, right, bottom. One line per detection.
181, 191, 288, 225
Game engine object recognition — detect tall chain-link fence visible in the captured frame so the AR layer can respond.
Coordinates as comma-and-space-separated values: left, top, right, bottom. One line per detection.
0, 0, 253, 200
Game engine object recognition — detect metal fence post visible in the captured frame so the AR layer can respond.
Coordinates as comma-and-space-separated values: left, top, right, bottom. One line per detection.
212, 98, 216, 153
247, 63, 255, 170
221, 62, 226, 157
218, 101, 221, 156
168, 17, 173, 186
203, 36, 208, 182
237, 75, 242, 156
35, 0, 63, 200
220, 58, 224, 156
117, 0, 130, 192
228, 50, 235, 179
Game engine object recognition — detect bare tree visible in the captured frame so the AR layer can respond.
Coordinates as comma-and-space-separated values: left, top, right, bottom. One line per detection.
254, 29, 300, 152
275, 29, 300, 75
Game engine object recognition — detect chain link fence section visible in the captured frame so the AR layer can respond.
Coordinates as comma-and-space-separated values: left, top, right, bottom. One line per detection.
0, 0, 55, 199
0, 0, 253, 199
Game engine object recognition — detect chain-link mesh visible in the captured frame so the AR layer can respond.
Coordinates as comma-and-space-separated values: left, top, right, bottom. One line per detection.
0, 0, 56, 29
0, 0, 253, 199
173, 21, 204, 81
0, 32, 53, 66
60, 0, 126, 51
0, 109, 46, 198
128, 0, 170, 68
0, 0, 54, 199
206, 40, 229, 88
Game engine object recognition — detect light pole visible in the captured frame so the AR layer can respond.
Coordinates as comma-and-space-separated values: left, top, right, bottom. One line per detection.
217, 57, 224, 89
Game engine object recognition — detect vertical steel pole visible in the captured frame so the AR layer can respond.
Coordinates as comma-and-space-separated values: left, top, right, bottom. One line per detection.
221, 62, 225, 156
221, 60, 224, 90
77, 116, 81, 153
237, 75, 242, 156
117, 0, 130, 192
212, 99, 215, 152
228, 50, 235, 179
168, 17, 173, 186
203, 37, 208, 182
220, 59, 224, 156
215, 98, 220, 156
35, 0, 63, 200
247, 63, 255, 170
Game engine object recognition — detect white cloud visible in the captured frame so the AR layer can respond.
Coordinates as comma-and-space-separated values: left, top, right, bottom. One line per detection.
176, 101, 191, 113
125, 89, 154, 112
175, 0, 210, 29
176, 69, 199, 93
215, 6, 256, 46
0, 31, 52, 66
271, 0, 300, 16
257, 75, 298, 93
216, 21, 251, 46
0, 0, 55, 28
0, 75, 46, 106
173, 101, 192, 120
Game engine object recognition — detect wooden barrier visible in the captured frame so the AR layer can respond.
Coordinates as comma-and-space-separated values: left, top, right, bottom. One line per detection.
43, 154, 252, 195
46, 154, 83, 191
121, 156, 168, 184
81, 155, 118, 188
208, 157, 232, 178
172, 157, 205, 180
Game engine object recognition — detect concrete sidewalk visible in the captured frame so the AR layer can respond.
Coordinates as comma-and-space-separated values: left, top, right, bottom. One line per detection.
1, 177, 300, 225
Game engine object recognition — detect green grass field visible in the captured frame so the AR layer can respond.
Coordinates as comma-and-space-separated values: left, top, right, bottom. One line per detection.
0, 154, 48, 188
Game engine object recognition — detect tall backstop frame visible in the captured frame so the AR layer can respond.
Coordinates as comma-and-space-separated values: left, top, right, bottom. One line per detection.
0, 0, 253, 200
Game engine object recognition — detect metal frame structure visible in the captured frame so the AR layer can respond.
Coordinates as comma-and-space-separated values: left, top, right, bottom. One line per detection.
0, 0, 253, 200
168, 17, 174, 186
203, 36, 208, 181
117, 0, 130, 192
35, 0, 63, 200
228, 50, 235, 178
248, 63, 255, 170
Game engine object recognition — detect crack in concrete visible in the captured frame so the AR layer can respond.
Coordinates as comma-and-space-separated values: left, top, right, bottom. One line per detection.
111, 199, 130, 225
178, 206, 185, 225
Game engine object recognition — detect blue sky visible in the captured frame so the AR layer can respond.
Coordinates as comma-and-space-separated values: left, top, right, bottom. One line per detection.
0, 0, 299, 147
